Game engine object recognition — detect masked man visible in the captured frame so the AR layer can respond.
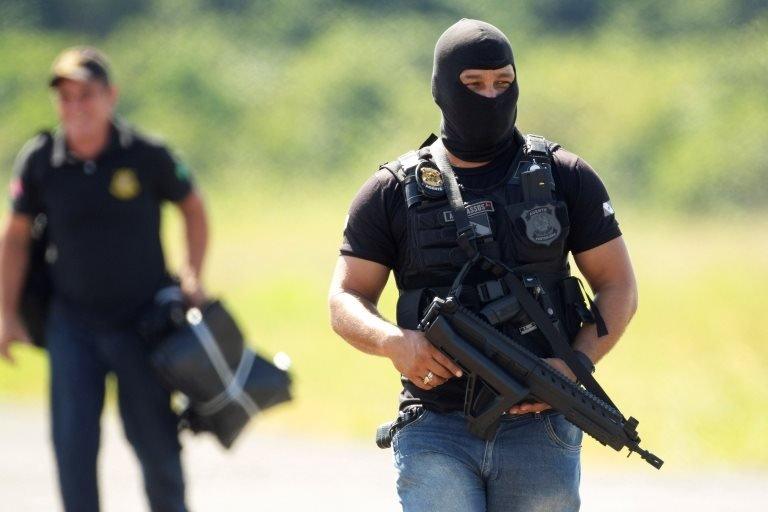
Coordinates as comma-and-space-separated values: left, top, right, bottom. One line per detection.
0, 47, 208, 512
329, 19, 637, 511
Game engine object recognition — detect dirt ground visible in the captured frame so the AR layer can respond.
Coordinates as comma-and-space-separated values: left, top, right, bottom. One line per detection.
1, 404, 764, 511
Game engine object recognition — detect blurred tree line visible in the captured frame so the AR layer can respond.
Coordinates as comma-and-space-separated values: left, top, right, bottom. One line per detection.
1, 0, 766, 210
4, 0, 766, 36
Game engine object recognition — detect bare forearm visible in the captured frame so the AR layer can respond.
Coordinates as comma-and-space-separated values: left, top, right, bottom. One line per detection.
180, 199, 208, 282
572, 283, 638, 365
183, 223, 206, 280
0, 238, 29, 318
329, 291, 401, 358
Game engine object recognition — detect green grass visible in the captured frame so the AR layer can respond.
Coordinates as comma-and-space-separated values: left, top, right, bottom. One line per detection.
2, 189, 767, 470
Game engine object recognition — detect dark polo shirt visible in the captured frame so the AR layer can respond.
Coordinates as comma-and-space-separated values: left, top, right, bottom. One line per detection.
10, 119, 193, 329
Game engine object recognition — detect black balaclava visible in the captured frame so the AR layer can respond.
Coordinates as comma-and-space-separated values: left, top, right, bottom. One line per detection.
432, 19, 519, 163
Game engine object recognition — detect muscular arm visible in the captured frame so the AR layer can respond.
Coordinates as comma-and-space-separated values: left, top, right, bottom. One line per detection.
175, 190, 208, 305
328, 256, 398, 356
329, 255, 462, 390
0, 214, 33, 361
571, 235, 638, 365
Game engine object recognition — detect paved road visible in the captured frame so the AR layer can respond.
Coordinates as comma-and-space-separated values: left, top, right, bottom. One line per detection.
1, 405, 765, 511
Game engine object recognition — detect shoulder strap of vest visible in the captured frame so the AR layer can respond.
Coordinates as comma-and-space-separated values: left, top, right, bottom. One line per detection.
380, 148, 432, 182
379, 156, 406, 182
519, 133, 558, 198
524, 134, 561, 160
381, 145, 434, 210
524, 133, 550, 160
26, 131, 54, 233
34, 130, 54, 171
429, 139, 477, 259
19, 131, 55, 195
380, 134, 439, 183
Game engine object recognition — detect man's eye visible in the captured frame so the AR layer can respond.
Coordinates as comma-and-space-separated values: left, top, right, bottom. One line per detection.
495, 81, 511, 89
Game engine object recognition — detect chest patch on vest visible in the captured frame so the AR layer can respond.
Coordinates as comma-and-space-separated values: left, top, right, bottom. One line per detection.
443, 200, 494, 237
521, 205, 561, 245
109, 168, 141, 200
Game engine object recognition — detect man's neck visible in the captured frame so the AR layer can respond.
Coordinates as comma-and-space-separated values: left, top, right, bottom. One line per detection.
66, 125, 111, 161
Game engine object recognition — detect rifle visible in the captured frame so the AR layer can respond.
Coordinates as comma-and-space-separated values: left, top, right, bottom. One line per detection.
419, 295, 664, 469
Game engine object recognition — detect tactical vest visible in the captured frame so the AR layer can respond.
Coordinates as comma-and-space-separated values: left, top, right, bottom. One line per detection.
381, 134, 598, 357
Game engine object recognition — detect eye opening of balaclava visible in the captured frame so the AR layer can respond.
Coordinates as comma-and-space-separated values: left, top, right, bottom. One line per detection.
432, 18, 519, 163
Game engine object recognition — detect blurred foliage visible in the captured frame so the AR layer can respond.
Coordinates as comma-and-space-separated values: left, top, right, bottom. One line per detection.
0, 0, 766, 210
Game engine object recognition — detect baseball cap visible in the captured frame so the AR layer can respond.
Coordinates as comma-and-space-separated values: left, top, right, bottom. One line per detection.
49, 46, 111, 87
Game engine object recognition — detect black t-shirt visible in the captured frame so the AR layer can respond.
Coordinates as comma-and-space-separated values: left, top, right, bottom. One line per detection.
340, 134, 621, 411
11, 119, 193, 329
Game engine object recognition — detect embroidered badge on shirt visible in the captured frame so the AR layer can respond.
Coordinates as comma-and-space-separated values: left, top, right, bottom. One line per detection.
521, 205, 561, 245
109, 168, 141, 200
443, 200, 495, 237
603, 200, 615, 217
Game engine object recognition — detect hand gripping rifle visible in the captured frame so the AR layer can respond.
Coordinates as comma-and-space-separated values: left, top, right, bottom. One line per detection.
418, 293, 664, 469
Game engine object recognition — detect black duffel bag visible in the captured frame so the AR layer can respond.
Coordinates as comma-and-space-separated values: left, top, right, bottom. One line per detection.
149, 298, 292, 448
19, 214, 52, 348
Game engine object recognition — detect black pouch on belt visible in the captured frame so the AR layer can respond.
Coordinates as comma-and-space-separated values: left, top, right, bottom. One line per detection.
376, 406, 426, 449
560, 276, 596, 339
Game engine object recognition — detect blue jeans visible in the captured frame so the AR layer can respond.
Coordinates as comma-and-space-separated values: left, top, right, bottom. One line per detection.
393, 409, 582, 512
46, 304, 187, 512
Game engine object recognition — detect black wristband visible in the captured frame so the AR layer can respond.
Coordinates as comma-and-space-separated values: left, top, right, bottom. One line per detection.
574, 350, 595, 374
